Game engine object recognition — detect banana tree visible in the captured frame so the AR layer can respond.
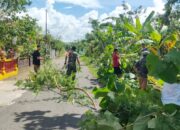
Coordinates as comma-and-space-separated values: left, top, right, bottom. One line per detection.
123, 11, 155, 44
123, 11, 180, 84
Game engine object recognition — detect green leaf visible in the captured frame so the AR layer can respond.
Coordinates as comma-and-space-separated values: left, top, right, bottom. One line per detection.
158, 61, 179, 83
135, 39, 154, 45
142, 11, 155, 33
99, 97, 108, 109
146, 53, 160, 77
150, 30, 162, 42
124, 22, 138, 34
143, 22, 154, 33
114, 80, 125, 92
129, 73, 136, 79
107, 92, 121, 112
107, 92, 115, 101
92, 87, 110, 98
147, 53, 179, 83
136, 17, 142, 31
133, 114, 151, 130
148, 118, 157, 128
143, 11, 155, 28
97, 111, 122, 130
107, 75, 116, 91
163, 32, 178, 43
165, 49, 180, 71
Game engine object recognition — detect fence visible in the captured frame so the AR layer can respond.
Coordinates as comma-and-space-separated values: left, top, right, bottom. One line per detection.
18, 57, 32, 68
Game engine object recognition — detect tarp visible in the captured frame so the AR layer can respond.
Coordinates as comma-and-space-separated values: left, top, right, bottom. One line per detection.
161, 83, 180, 106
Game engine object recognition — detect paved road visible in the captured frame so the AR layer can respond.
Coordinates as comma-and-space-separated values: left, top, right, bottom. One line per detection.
0, 66, 32, 106
0, 58, 98, 130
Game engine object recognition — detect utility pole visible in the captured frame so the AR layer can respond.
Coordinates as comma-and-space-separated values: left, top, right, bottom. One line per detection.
45, 9, 47, 38
45, 9, 49, 56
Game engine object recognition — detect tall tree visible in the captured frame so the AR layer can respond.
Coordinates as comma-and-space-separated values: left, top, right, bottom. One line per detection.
0, 0, 31, 15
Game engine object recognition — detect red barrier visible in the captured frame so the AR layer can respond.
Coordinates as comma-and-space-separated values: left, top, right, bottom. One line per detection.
0, 59, 17, 74
0, 61, 3, 74
0, 59, 18, 80
4, 59, 17, 73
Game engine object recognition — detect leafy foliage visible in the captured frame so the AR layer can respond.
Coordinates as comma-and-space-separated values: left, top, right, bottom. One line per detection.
0, 14, 42, 57
81, 74, 180, 130
147, 49, 180, 83
75, 1, 180, 130
0, 0, 31, 15
80, 111, 122, 130
17, 61, 96, 109
15, 1, 180, 130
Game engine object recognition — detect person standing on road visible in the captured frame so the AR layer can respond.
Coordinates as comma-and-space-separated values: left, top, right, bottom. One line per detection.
32, 45, 43, 73
112, 48, 122, 77
64, 46, 80, 79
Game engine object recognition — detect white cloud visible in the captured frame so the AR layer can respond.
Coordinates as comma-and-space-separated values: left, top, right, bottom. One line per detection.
27, 7, 98, 42
46, 0, 102, 9
137, 0, 165, 22
99, 1, 164, 22
109, 3, 131, 18
26, 0, 165, 42
80, 10, 98, 22
47, 0, 55, 5
153, 0, 165, 14
46, 0, 55, 9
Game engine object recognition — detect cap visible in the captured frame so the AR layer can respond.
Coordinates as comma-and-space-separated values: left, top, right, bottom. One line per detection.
142, 50, 149, 56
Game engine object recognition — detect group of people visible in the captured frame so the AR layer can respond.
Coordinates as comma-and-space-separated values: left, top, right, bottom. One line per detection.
32, 45, 80, 78
112, 43, 149, 90
33, 43, 149, 90
0, 47, 15, 60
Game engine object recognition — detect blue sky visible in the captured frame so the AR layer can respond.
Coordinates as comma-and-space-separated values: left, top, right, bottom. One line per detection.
30, 0, 156, 17
27, 0, 166, 42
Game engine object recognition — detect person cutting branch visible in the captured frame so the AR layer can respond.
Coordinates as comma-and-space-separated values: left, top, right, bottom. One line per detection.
64, 46, 80, 79
32, 45, 43, 73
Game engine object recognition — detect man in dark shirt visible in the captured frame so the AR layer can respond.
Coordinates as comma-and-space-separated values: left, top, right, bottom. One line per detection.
32, 45, 42, 73
135, 51, 149, 90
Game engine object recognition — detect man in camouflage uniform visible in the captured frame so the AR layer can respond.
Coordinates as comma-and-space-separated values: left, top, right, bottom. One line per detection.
64, 46, 80, 79
135, 51, 149, 90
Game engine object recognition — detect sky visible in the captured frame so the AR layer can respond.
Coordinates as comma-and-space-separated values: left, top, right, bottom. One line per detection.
26, 0, 166, 42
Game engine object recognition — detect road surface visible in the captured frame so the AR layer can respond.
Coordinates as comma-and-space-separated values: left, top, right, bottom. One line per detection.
0, 58, 98, 130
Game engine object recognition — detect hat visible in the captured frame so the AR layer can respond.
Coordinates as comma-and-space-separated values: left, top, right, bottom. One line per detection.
142, 50, 149, 56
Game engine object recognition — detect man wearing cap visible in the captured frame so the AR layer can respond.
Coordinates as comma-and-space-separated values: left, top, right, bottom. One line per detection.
32, 45, 43, 73
135, 51, 149, 90
141, 43, 148, 53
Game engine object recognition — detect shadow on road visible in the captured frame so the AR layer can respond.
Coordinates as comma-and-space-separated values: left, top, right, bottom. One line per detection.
14, 110, 81, 130
17, 96, 60, 105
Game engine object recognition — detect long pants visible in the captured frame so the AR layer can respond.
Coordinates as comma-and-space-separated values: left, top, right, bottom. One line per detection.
66, 64, 76, 80
34, 65, 40, 73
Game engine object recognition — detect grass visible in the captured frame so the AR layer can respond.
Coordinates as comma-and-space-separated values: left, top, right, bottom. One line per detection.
80, 56, 98, 78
